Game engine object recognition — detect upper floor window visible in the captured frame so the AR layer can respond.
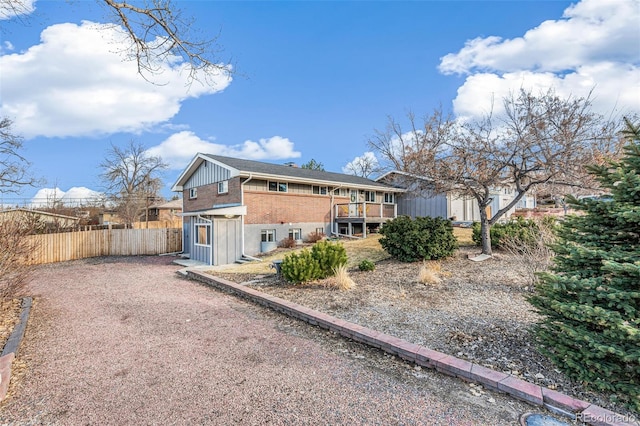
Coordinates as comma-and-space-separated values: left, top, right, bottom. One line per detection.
384, 193, 395, 203
268, 181, 288, 192
189, 188, 197, 199
218, 180, 229, 194
364, 191, 376, 202
312, 186, 328, 195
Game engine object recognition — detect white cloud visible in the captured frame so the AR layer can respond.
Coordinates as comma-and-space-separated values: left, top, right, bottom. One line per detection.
1, 41, 14, 53
439, 0, 640, 120
343, 152, 380, 178
30, 186, 104, 207
147, 131, 302, 170
0, 0, 36, 20
0, 21, 232, 139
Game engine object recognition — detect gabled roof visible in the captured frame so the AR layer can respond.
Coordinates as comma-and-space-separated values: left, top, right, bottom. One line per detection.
148, 199, 182, 210
172, 153, 403, 192
0, 208, 80, 221
376, 170, 433, 188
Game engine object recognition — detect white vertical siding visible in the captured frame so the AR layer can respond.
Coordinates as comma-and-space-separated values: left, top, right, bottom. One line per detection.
185, 161, 232, 189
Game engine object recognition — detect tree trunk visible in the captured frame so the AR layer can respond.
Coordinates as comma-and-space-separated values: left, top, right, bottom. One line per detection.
479, 209, 493, 256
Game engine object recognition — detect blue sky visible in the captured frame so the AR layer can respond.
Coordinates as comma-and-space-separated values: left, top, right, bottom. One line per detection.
1, 0, 639, 206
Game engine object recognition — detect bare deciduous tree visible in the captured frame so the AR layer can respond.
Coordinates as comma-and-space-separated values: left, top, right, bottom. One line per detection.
2, 0, 231, 85
343, 152, 382, 178
370, 89, 623, 255
0, 117, 38, 194
100, 140, 168, 226
0, 216, 38, 300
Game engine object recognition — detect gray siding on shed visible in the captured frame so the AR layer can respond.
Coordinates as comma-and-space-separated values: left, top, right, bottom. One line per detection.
185, 161, 232, 189
396, 193, 448, 219
213, 218, 242, 265
184, 215, 242, 266
187, 216, 212, 264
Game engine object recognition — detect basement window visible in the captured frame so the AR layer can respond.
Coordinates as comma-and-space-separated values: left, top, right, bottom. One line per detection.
261, 229, 276, 242
289, 228, 302, 241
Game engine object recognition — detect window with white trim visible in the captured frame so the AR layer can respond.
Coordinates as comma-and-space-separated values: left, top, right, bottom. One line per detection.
189, 188, 198, 199
384, 193, 395, 203
289, 228, 302, 240
312, 186, 328, 195
268, 181, 288, 192
218, 180, 229, 194
364, 191, 376, 202
316, 227, 325, 235
195, 224, 210, 246
261, 229, 276, 242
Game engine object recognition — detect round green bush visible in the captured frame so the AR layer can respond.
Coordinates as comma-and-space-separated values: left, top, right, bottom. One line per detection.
280, 241, 347, 284
379, 216, 458, 262
472, 216, 555, 249
358, 259, 375, 271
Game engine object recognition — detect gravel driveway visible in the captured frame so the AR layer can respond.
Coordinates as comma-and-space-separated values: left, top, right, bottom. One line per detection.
0, 256, 541, 425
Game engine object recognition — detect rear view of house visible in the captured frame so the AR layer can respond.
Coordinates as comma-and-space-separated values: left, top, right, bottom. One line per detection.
172, 154, 402, 266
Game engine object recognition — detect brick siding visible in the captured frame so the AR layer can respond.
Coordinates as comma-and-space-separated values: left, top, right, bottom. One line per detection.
245, 191, 335, 224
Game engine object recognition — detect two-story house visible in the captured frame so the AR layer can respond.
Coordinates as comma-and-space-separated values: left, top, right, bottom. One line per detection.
172, 154, 403, 266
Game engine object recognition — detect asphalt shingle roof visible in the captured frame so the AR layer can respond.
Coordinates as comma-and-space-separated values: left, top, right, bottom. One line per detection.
204, 154, 394, 189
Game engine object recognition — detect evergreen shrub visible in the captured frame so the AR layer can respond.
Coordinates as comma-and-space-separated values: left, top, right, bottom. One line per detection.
529, 119, 640, 411
471, 216, 545, 249
379, 216, 458, 262
358, 259, 376, 271
280, 241, 347, 284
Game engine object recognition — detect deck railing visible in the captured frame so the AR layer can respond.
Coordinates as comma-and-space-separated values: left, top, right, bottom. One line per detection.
334, 202, 397, 219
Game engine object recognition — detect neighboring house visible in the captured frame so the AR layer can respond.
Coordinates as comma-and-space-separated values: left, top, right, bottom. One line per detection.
98, 211, 122, 225
0, 208, 80, 231
139, 199, 183, 223
172, 154, 403, 266
377, 171, 536, 223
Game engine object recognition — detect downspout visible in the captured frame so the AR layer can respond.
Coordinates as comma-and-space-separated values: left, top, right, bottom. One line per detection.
240, 174, 261, 261
197, 215, 214, 266
330, 185, 345, 237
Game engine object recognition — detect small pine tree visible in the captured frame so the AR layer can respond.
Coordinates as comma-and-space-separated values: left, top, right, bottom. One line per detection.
529, 118, 640, 412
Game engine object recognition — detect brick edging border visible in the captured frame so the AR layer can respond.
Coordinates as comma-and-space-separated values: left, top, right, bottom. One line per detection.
0, 297, 32, 403
186, 270, 638, 426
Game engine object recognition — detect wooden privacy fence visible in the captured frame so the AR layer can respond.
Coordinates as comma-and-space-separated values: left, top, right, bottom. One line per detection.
26, 228, 182, 265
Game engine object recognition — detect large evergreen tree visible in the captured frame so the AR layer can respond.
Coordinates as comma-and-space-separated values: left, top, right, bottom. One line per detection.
529, 118, 640, 412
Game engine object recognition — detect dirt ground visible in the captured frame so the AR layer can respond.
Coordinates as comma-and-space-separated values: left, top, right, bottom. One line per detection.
0, 255, 563, 425
212, 239, 635, 418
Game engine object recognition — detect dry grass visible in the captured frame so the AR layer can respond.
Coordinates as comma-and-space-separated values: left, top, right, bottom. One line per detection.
209, 229, 470, 276
341, 234, 390, 267
453, 227, 474, 246
325, 265, 356, 290
418, 261, 442, 285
